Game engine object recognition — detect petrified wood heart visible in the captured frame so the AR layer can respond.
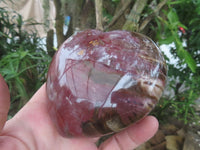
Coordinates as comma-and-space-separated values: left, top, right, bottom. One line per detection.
46, 29, 167, 137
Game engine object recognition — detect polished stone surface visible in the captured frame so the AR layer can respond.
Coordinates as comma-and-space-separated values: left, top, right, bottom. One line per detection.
46, 30, 167, 137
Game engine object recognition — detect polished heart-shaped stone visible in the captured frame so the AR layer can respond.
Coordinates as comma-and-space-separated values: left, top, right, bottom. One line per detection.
46, 29, 167, 137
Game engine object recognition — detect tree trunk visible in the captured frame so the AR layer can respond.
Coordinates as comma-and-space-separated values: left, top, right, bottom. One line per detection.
54, 0, 65, 47
95, 0, 103, 30
122, 0, 148, 32
64, 0, 96, 31
46, 29, 55, 57
80, 0, 96, 30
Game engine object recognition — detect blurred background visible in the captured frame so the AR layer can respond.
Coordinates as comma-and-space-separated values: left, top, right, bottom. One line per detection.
0, 0, 199, 149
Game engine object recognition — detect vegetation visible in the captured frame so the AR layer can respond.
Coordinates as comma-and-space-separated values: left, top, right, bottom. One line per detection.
0, 0, 199, 124
153, 0, 200, 124
0, 7, 51, 116
48, 0, 200, 124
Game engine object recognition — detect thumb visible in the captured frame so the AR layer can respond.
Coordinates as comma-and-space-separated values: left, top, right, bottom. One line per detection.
0, 74, 10, 132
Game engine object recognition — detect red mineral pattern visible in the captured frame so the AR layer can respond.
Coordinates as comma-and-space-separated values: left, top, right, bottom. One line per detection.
46, 29, 167, 137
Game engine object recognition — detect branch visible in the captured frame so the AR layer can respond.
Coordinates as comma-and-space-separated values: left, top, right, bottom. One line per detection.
139, 0, 168, 32
53, 0, 65, 47
122, 0, 148, 32
104, 0, 132, 31
95, 0, 103, 31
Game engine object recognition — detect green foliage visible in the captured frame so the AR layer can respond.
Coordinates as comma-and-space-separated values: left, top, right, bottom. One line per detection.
153, 0, 200, 124
102, 0, 120, 25
0, 7, 51, 116
111, 0, 120, 2
1, 0, 199, 125
103, 8, 113, 24
157, 6, 196, 72
153, 76, 200, 124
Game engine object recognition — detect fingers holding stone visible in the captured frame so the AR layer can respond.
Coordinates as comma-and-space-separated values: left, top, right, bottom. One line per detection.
0, 75, 10, 132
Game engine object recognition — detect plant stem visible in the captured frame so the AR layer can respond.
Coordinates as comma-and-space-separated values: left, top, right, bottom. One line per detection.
122, 0, 147, 32
104, 0, 132, 31
95, 0, 103, 31
139, 0, 168, 31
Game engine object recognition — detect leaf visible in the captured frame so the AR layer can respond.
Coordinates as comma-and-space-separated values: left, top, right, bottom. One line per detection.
177, 23, 188, 30
19, 51, 28, 59
159, 36, 175, 44
167, 9, 179, 24
189, 18, 200, 25
178, 48, 197, 73
168, 0, 186, 5
112, 0, 120, 2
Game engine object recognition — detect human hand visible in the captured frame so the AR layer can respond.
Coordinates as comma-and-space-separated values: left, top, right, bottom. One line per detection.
0, 74, 158, 150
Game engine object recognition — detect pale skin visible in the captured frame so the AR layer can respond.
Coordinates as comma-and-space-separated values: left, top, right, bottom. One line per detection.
0, 74, 158, 150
